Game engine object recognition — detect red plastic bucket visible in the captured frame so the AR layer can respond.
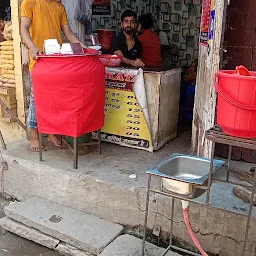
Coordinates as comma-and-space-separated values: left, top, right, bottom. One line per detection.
215, 70, 256, 138
97, 29, 114, 50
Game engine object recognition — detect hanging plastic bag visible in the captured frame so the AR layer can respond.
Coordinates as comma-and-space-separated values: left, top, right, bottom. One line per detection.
74, 0, 93, 35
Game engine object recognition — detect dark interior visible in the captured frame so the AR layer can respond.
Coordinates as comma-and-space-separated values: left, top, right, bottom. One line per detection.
0, 0, 10, 20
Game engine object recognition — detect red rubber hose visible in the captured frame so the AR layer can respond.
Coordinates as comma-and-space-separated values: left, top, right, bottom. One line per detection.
183, 208, 208, 256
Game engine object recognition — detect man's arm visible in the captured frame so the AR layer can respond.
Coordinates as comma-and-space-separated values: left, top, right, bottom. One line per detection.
62, 25, 87, 48
114, 50, 133, 66
20, 17, 40, 60
114, 50, 144, 67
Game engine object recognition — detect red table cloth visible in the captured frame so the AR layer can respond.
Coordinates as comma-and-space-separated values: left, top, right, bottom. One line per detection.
32, 56, 105, 137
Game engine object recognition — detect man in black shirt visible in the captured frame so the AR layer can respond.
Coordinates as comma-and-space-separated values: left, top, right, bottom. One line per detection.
111, 10, 145, 68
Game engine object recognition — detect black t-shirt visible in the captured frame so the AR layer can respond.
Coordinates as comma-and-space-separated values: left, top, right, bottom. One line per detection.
111, 32, 142, 60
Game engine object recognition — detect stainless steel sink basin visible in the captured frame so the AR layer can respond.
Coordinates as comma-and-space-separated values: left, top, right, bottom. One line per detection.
147, 154, 225, 198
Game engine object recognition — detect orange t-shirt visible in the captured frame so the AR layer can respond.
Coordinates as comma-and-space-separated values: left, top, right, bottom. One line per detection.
138, 30, 162, 67
21, 0, 69, 70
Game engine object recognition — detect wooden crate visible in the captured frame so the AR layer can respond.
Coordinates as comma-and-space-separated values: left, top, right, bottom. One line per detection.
0, 86, 17, 121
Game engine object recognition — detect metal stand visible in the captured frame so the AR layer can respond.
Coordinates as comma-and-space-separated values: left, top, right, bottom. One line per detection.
142, 175, 151, 255
142, 125, 256, 256
205, 125, 256, 256
97, 129, 102, 155
39, 130, 102, 169
73, 137, 78, 169
142, 173, 204, 256
39, 133, 43, 162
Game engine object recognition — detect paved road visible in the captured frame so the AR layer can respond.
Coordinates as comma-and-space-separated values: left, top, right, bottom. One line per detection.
0, 197, 60, 256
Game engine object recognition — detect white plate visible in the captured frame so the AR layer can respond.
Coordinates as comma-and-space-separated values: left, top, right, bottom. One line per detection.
88, 45, 101, 51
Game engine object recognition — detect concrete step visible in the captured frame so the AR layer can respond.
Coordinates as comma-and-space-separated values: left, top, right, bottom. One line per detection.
0, 217, 92, 255
4, 197, 124, 255
0, 216, 60, 249
99, 234, 181, 256
56, 243, 93, 256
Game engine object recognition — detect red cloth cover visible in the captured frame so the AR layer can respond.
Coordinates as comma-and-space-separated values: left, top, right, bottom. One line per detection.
32, 56, 105, 137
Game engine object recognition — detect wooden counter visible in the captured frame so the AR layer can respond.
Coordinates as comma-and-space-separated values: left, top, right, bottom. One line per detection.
143, 67, 181, 150
101, 66, 181, 152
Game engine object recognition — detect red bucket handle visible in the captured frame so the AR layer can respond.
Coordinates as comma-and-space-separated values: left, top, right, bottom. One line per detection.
214, 74, 256, 111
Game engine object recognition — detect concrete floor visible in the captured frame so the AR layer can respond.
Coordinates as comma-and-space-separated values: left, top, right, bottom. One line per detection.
1, 129, 256, 256
2, 130, 193, 189
2, 129, 254, 215
0, 197, 60, 256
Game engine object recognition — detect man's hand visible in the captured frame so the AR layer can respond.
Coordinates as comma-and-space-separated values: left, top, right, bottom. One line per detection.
62, 24, 87, 49
132, 59, 145, 68
80, 43, 87, 49
114, 51, 145, 67
30, 46, 40, 60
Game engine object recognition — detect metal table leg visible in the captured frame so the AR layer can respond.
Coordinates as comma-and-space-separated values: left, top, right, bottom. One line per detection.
73, 137, 78, 169
206, 141, 215, 204
227, 145, 232, 182
170, 197, 175, 245
39, 133, 43, 162
142, 174, 152, 256
60, 135, 63, 149
242, 169, 256, 256
98, 130, 101, 155
169, 197, 175, 247
161, 197, 175, 256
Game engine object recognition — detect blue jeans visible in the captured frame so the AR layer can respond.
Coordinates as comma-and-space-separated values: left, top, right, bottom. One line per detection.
27, 74, 37, 129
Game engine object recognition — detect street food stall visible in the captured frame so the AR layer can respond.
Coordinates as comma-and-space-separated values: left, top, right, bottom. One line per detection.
35, 41, 180, 154
1, 0, 204, 153
34, 43, 181, 154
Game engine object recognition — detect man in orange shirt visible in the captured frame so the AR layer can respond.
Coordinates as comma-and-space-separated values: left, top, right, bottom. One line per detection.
138, 15, 162, 67
21, 0, 86, 152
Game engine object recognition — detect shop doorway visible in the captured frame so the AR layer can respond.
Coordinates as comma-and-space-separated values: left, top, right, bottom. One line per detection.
62, 0, 203, 128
